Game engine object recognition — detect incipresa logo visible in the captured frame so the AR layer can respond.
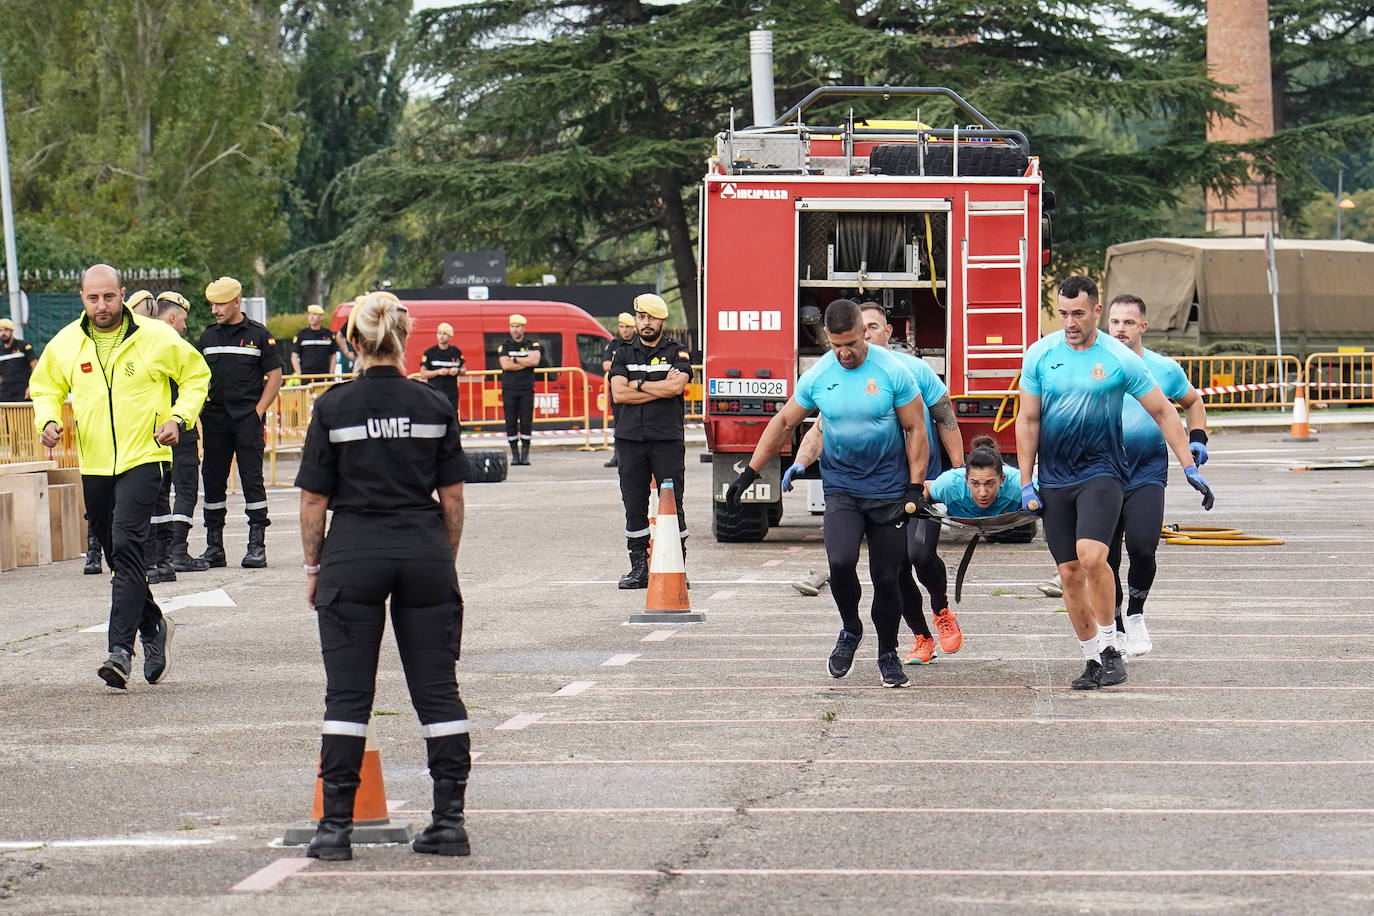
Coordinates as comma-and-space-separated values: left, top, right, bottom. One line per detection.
719, 183, 788, 200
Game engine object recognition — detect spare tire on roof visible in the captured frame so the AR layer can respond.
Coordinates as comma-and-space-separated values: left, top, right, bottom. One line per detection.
870, 143, 1029, 178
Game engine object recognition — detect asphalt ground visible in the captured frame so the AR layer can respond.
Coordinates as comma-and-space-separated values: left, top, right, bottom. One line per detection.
1, 427, 1373, 914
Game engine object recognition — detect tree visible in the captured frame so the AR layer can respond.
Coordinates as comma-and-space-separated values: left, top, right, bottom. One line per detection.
275, 0, 410, 309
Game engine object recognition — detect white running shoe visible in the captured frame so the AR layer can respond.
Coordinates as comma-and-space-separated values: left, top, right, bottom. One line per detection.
1123, 614, 1153, 656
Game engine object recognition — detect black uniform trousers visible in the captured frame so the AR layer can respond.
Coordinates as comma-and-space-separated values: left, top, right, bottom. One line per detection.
314, 556, 471, 786
201, 413, 269, 528
153, 431, 200, 534
503, 388, 534, 444
617, 438, 687, 550
83, 463, 166, 654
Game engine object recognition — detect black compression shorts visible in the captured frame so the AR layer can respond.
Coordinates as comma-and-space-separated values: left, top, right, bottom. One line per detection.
1040, 476, 1124, 565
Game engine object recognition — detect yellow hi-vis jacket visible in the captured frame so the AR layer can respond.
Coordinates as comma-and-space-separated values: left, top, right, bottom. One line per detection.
31, 307, 211, 476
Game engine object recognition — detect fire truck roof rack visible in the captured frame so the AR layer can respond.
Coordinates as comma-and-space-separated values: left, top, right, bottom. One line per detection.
772, 85, 1009, 135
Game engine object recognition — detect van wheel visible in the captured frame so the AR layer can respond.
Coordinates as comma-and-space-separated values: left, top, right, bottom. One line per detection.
713, 501, 769, 542
985, 519, 1037, 544
464, 448, 508, 483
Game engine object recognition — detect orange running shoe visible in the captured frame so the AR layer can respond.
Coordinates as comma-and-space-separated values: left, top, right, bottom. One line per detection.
933, 607, 963, 653
905, 634, 935, 666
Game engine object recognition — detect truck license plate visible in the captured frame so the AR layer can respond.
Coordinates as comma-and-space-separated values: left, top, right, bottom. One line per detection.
708, 378, 788, 398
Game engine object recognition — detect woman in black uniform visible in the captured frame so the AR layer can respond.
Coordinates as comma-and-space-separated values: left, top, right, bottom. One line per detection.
296, 291, 471, 861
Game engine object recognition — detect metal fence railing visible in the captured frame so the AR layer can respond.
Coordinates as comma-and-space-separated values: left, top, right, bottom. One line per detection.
1174, 355, 1303, 409
1304, 351, 1374, 407
0, 402, 78, 468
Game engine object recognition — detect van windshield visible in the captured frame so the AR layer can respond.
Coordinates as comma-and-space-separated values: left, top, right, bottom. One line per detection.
577, 334, 608, 377
484, 332, 561, 370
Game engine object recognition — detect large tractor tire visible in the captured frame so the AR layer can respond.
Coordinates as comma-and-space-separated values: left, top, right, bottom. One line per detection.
713, 501, 770, 542
464, 448, 508, 483
767, 501, 784, 526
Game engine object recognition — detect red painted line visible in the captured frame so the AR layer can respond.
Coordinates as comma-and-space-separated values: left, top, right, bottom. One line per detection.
528, 717, 1374, 727
232, 857, 312, 892
471, 758, 1374, 767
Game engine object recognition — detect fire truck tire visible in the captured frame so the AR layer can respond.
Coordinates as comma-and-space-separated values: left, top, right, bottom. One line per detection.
464, 448, 509, 483
713, 501, 770, 542
869, 143, 1029, 178
985, 519, 1038, 544
767, 501, 784, 526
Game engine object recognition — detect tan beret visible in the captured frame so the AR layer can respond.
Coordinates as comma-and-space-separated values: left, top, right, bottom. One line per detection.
126, 289, 154, 308
156, 291, 190, 310
306, 304, 324, 315
508, 313, 527, 326
437, 322, 454, 335
617, 312, 635, 326
205, 276, 242, 303
0, 318, 14, 330
633, 293, 668, 319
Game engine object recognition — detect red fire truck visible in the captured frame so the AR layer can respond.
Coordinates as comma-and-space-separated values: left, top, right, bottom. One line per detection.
702, 86, 1051, 541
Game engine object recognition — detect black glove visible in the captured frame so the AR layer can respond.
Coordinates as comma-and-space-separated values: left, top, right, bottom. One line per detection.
904, 482, 926, 517
725, 466, 759, 511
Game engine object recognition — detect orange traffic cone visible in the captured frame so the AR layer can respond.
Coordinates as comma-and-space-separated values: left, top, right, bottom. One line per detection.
1285, 388, 1318, 442
281, 719, 414, 846
628, 481, 705, 624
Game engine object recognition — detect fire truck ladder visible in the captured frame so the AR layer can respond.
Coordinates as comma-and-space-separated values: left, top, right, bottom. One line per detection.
960, 189, 1030, 390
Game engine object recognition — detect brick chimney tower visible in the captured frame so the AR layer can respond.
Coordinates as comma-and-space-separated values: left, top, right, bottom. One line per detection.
1205, 0, 1279, 236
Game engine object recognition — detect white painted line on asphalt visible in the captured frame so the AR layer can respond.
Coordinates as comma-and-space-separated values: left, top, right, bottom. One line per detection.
460, 805, 1374, 816
80, 588, 238, 632
232, 857, 312, 892
707, 590, 735, 601
526, 716, 1374, 727
640, 630, 675, 642
494, 713, 545, 731
761, 559, 784, 567
594, 684, 1374, 692
286, 866, 1374, 879
601, 653, 639, 667
630, 656, 1374, 663
0, 837, 221, 849
387, 800, 407, 812
552, 681, 595, 696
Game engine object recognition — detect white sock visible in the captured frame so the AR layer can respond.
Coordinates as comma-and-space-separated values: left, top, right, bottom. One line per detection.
1097, 622, 1116, 653
1079, 638, 1101, 662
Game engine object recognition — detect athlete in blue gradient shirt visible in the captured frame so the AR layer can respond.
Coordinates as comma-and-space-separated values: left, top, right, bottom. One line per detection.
1106, 294, 1209, 658
725, 299, 928, 689
1017, 275, 1214, 692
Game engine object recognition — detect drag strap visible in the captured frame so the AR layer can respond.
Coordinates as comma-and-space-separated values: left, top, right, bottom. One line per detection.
954, 532, 981, 605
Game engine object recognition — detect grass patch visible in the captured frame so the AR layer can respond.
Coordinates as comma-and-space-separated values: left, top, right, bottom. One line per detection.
821, 710, 837, 722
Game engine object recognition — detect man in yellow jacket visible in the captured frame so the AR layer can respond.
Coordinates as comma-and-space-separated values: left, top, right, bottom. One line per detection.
31, 264, 211, 690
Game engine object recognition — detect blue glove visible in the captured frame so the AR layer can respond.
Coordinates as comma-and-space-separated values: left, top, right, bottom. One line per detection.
1184, 466, 1214, 510
781, 463, 804, 493
1189, 430, 1209, 466
1020, 482, 1042, 516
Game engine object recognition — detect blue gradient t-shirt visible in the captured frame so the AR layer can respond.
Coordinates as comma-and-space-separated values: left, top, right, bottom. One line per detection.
1020, 330, 1156, 487
1121, 347, 1191, 489
795, 346, 920, 499
930, 465, 1023, 517
892, 350, 948, 480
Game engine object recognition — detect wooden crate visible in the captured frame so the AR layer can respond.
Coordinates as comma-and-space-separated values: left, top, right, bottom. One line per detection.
0, 473, 52, 566
49, 482, 83, 561
46, 468, 86, 521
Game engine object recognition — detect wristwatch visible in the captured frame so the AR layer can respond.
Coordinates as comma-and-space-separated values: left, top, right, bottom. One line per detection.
635, 379, 645, 392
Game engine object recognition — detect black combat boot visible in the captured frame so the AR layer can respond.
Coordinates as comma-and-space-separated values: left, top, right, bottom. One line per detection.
306, 781, 357, 861
146, 528, 176, 584
83, 531, 103, 575
518, 440, 531, 466
169, 521, 209, 572
617, 546, 649, 589
412, 779, 470, 857
509, 442, 520, 466
199, 525, 227, 568
242, 523, 267, 568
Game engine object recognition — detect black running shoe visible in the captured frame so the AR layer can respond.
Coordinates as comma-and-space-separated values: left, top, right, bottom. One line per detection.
1070, 658, 1103, 690
877, 650, 909, 688
827, 629, 861, 678
98, 648, 132, 689
142, 617, 174, 684
1098, 645, 1127, 687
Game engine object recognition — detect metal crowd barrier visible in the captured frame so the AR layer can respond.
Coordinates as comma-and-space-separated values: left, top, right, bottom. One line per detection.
1304, 351, 1374, 407
594, 364, 705, 450
1173, 355, 1303, 409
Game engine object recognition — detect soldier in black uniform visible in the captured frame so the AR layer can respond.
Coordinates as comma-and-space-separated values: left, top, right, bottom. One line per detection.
496, 313, 541, 466
296, 291, 471, 862
600, 312, 636, 468
147, 292, 212, 577
419, 321, 464, 414
291, 305, 338, 377
197, 276, 283, 568
609, 293, 691, 588
0, 317, 37, 401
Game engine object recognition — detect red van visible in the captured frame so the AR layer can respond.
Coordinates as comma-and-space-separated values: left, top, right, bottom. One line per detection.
331, 298, 613, 429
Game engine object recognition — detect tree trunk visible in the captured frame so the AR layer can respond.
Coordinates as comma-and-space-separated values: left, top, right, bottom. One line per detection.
300, 267, 328, 311
656, 170, 698, 353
